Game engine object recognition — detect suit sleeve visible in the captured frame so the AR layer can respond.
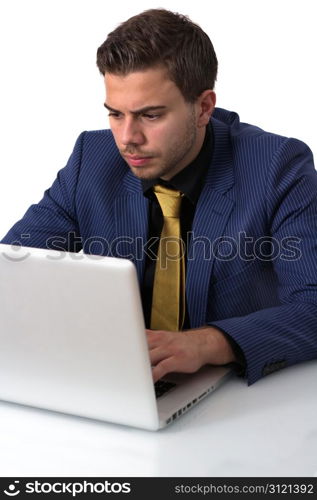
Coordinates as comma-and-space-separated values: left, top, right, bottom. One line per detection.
0, 132, 85, 252
209, 138, 317, 385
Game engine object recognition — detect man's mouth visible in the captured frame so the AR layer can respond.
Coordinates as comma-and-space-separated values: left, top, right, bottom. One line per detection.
125, 155, 154, 166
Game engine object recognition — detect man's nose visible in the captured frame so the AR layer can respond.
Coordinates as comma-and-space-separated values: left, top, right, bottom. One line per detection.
121, 118, 145, 146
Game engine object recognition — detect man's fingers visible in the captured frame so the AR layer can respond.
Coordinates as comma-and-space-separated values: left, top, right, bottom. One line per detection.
152, 356, 176, 382
146, 329, 177, 349
149, 346, 169, 366
146, 329, 208, 382
146, 331, 163, 349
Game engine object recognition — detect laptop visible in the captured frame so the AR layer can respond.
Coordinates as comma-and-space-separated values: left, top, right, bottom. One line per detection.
0, 243, 232, 431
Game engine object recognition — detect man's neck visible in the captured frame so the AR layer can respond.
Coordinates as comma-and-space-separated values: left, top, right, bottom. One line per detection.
160, 127, 207, 181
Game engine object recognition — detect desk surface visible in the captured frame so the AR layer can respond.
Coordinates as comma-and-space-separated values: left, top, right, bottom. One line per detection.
1, 360, 317, 477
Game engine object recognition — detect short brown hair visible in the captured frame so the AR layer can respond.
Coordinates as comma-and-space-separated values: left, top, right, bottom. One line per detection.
96, 9, 218, 102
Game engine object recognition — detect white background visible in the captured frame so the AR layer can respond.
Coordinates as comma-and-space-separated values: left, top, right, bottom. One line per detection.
0, 0, 316, 237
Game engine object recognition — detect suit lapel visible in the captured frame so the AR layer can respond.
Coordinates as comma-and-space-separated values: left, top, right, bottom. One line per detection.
186, 117, 235, 327
114, 171, 149, 285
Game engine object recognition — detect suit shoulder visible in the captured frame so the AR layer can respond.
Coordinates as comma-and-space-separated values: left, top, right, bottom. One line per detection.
81, 128, 116, 146
75, 128, 123, 163
69, 129, 128, 182
213, 107, 313, 157
213, 107, 285, 143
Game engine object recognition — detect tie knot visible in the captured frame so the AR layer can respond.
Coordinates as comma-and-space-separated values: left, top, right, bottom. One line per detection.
153, 185, 183, 218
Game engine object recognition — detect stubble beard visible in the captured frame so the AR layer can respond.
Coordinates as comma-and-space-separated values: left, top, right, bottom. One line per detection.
126, 107, 197, 181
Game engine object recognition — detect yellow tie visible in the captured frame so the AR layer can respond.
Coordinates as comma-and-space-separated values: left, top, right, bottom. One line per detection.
150, 185, 185, 331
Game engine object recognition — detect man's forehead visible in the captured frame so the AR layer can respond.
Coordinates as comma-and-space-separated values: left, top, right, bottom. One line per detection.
104, 68, 182, 110
104, 102, 167, 115
104, 67, 176, 93
104, 65, 170, 82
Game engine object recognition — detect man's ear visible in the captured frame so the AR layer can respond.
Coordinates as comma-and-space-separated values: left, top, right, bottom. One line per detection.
196, 90, 216, 127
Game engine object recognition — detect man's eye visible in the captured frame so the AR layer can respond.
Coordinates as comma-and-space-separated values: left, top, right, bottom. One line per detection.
108, 112, 121, 118
143, 114, 160, 120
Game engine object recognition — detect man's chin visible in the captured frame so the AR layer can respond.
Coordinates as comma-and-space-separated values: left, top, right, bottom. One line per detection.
128, 165, 164, 180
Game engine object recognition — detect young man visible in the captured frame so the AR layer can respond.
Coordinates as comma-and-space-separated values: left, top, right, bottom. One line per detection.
2, 9, 317, 385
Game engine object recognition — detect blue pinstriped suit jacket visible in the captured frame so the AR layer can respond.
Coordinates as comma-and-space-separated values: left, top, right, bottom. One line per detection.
2, 107, 317, 385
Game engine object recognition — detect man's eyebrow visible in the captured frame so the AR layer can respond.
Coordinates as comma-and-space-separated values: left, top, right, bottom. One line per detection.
103, 103, 167, 114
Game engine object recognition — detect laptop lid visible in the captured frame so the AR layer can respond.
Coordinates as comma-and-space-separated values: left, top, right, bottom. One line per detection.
0, 244, 160, 430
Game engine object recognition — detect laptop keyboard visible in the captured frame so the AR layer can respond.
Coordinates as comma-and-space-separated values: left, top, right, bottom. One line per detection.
154, 380, 177, 399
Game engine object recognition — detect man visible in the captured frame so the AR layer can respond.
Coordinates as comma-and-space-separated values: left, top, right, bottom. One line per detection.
2, 9, 317, 385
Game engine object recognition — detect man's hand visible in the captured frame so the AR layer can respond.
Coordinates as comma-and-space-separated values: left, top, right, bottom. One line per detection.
146, 326, 237, 382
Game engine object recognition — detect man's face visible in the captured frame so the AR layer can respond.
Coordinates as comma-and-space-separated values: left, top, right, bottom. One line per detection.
104, 67, 205, 181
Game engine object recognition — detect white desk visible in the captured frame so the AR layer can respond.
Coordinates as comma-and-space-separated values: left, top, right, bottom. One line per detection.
1, 360, 317, 477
